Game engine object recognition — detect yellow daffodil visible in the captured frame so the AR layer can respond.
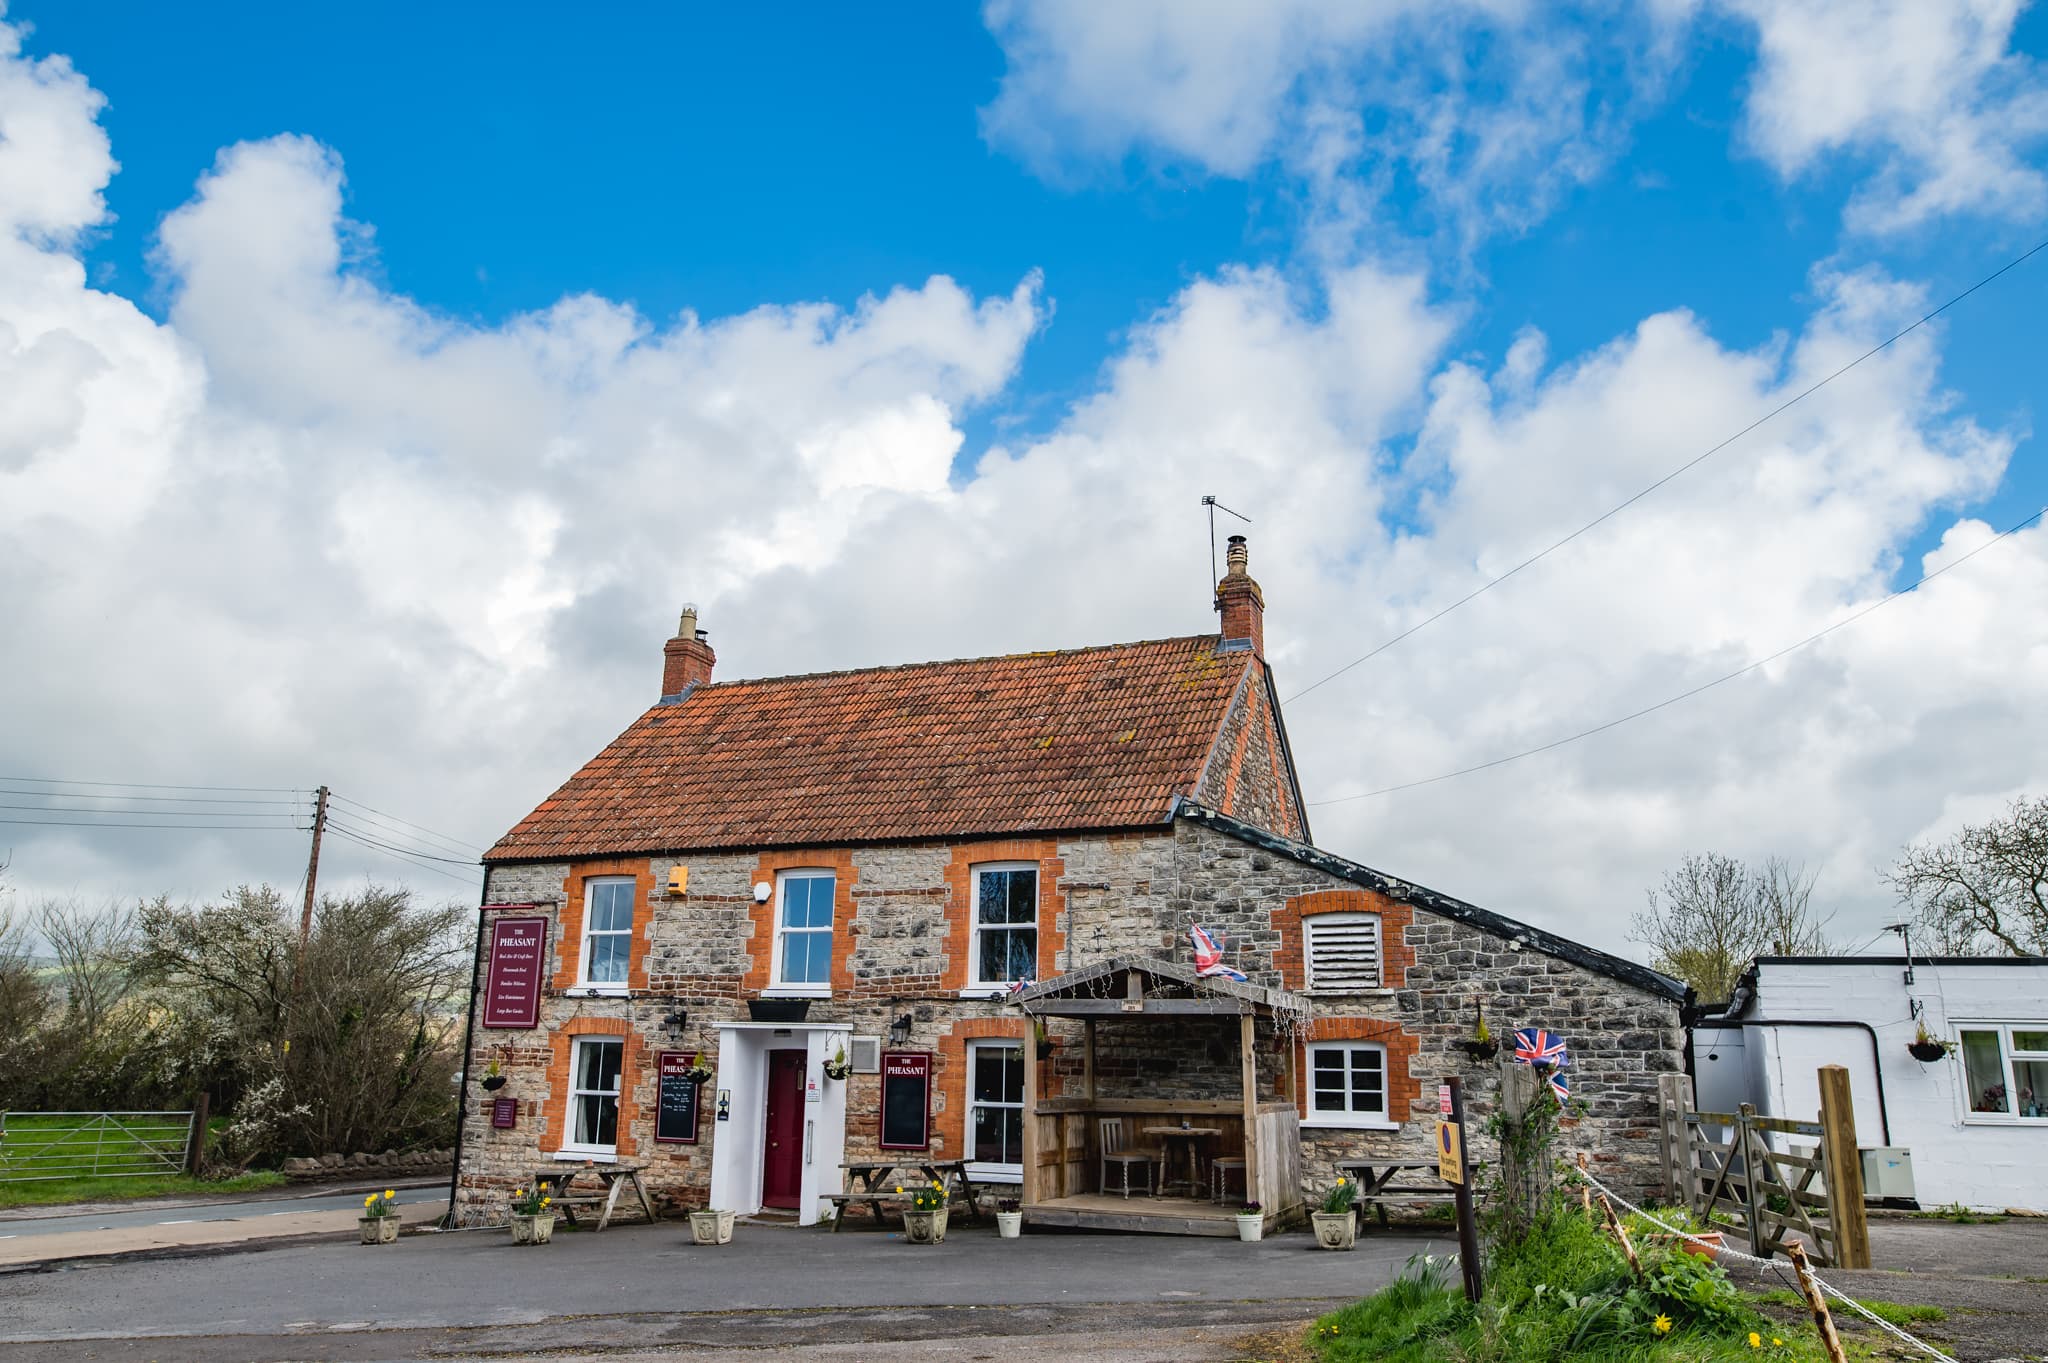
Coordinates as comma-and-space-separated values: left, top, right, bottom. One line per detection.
1652, 1314, 1672, 1334
1772, 1339, 1783, 1347
542, 1196, 551, 1205
894, 1185, 903, 1193
363, 1194, 375, 1206
383, 1189, 396, 1199
1748, 1332, 1762, 1348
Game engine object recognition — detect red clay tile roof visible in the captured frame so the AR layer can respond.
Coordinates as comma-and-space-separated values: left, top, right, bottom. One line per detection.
486, 635, 1255, 861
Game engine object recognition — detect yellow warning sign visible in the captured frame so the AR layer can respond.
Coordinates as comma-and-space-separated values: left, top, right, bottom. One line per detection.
1437, 1119, 1463, 1185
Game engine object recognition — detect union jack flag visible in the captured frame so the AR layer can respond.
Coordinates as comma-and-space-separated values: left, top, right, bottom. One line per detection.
1513, 1027, 1571, 1101
1190, 924, 1248, 982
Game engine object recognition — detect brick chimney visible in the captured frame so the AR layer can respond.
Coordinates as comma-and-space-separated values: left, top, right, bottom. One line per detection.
1214, 535, 1265, 657
661, 605, 716, 698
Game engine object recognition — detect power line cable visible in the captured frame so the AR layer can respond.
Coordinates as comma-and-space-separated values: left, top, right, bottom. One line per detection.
325, 825, 480, 885
0, 817, 309, 830
1287, 234, 2048, 706
328, 793, 484, 855
0, 787, 305, 808
324, 816, 479, 865
0, 800, 303, 819
0, 774, 305, 794
1308, 504, 2045, 806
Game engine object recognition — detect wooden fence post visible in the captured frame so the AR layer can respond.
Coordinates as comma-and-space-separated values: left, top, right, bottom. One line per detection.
1599, 1193, 1643, 1281
1499, 1059, 1546, 1231
1787, 1241, 1849, 1363
1738, 1103, 1766, 1259
184, 1092, 211, 1176
1816, 1065, 1871, 1270
1657, 1072, 1696, 1211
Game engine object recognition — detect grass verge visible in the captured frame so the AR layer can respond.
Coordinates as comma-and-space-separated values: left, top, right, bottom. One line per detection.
1749, 1289, 1945, 1327
0, 1170, 285, 1210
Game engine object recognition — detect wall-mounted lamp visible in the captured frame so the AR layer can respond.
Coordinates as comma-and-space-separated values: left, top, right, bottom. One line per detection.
663, 1008, 689, 1032
889, 1013, 913, 1047
753, 881, 774, 904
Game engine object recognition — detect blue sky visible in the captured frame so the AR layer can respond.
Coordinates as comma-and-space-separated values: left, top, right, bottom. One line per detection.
3, 1, 2047, 947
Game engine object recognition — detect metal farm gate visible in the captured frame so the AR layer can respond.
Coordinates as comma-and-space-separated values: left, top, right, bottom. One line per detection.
0, 1110, 201, 1182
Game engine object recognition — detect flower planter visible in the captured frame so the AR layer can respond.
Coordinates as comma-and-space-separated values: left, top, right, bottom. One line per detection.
995, 1210, 1023, 1239
509, 1213, 555, 1245
1312, 1210, 1357, 1251
1908, 1041, 1950, 1063
1235, 1214, 1265, 1243
902, 1206, 949, 1244
690, 1209, 736, 1245
358, 1215, 399, 1245
1454, 1039, 1499, 1062
1680, 1231, 1724, 1259
479, 1075, 508, 1091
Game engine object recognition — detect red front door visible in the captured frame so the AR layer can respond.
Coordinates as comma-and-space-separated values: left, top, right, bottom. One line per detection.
762, 1049, 806, 1209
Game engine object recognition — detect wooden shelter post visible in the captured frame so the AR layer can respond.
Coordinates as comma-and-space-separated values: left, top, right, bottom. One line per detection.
1239, 1011, 1259, 1207
1021, 1020, 1041, 1203
1083, 1019, 1097, 1102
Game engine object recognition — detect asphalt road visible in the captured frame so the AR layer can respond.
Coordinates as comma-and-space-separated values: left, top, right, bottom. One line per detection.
0, 1178, 447, 1240
0, 1219, 1448, 1361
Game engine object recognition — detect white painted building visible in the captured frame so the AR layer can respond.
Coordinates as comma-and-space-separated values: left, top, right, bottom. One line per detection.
1693, 956, 2048, 1213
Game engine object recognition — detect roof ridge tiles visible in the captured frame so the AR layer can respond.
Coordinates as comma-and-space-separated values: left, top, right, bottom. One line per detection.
672, 632, 1225, 693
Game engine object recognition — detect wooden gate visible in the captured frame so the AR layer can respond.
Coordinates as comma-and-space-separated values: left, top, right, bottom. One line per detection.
1656, 1068, 1870, 1269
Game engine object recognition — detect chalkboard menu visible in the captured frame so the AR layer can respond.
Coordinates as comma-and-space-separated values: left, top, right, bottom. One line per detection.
879, 1051, 930, 1150
655, 1050, 703, 1144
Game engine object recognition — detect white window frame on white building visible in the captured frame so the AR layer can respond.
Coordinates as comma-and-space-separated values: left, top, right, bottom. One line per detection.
558, 1035, 624, 1160
1304, 1039, 1395, 1129
578, 877, 636, 995
1956, 1023, 2048, 1123
968, 862, 1039, 992
767, 869, 837, 997
1304, 912, 1383, 992
965, 1037, 1026, 1183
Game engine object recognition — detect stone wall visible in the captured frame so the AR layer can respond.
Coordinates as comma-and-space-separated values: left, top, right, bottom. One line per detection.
452, 818, 1682, 1220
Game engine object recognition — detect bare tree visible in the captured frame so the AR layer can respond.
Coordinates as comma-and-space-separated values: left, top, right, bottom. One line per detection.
36, 896, 137, 1035
0, 892, 47, 1053
1631, 853, 1834, 1003
1890, 794, 2048, 956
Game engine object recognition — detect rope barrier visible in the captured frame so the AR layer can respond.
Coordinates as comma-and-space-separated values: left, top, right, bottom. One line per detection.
1570, 1165, 1959, 1363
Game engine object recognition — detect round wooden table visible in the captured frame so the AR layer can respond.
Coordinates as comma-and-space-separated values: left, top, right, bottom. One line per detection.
1143, 1126, 1221, 1198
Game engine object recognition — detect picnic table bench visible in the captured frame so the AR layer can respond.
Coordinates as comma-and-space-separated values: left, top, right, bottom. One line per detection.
530, 1163, 657, 1231
828, 1158, 984, 1230
1336, 1159, 1459, 1230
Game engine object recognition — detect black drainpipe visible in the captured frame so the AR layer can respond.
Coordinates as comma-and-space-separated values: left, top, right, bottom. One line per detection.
442, 878, 492, 1226
1695, 1017, 1891, 1146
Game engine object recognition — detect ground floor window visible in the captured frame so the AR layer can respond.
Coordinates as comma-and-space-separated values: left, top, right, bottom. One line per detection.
566, 1037, 624, 1154
1959, 1025, 2048, 1120
1305, 1040, 1389, 1127
967, 1039, 1024, 1180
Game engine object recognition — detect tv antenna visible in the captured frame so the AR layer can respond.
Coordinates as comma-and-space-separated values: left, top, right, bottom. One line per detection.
1201, 496, 1252, 606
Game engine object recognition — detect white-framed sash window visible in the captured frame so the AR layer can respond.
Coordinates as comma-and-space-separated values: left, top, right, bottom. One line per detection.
770, 870, 836, 996
1958, 1025, 2048, 1121
578, 877, 635, 993
1304, 1040, 1392, 1128
561, 1036, 624, 1158
966, 1038, 1025, 1182
970, 863, 1038, 990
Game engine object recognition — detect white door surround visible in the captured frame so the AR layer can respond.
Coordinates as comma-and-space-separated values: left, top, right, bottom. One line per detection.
706, 1022, 851, 1225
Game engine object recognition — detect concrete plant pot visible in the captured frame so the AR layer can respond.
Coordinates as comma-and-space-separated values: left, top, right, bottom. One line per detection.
1235, 1213, 1265, 1242
690, 1210, 736, 1245
1312, 1211, 1357, 1250
995, 1210, 1023, 1239
902, 1206, 949, 1244
509, 1213, 555, 1245
358, 1215, 400, 1245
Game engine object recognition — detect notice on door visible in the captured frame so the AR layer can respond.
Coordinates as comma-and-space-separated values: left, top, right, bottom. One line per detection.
655, 1050, 702, 1144
879, 1051, 930, 1150
481, 913, 548, 1029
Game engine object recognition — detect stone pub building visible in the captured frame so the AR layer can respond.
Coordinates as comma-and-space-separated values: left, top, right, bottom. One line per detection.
452, 538, 1685, 1231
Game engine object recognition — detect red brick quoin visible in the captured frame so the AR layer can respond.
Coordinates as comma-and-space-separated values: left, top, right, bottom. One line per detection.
1268, 888, 1415, 991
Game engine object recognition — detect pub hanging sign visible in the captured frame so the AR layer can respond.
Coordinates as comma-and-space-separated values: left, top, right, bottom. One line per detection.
482, 911, 549, 1030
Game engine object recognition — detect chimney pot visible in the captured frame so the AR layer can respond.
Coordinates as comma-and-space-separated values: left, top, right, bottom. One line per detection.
662, 605, 716, 698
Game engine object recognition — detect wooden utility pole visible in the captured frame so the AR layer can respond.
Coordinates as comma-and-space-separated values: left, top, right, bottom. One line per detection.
300, 785, 330, 954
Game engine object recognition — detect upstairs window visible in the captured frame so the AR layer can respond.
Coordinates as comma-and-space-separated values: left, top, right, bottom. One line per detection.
772, 870, 836, 994
972, 864, 1038, 988
1305, 912, 1382, 991
579, 878, 635, 990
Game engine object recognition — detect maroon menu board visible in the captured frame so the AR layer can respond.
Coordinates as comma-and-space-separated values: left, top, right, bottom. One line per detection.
880, 1051, 931, 1150
490, 1097, 519, 1129
482, 913, 548, 1029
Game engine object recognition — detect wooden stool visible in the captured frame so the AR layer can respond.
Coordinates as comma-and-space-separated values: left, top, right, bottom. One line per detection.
1210, 1156, 1246, 1204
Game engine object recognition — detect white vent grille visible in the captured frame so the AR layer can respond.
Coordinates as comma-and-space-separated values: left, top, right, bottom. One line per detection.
850, 1035, 882, 1074
1306, 914, 1382, 991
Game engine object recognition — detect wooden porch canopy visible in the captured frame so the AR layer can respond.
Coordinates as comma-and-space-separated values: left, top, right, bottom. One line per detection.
1009, 957, 1309, 1233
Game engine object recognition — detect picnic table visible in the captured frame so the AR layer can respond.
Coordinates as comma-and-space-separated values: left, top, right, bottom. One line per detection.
1143, 1126, 1222, 1198
529, 1163, 657, 1231
1335, 1159, 1457, 1230
829, 1158, 985, 1230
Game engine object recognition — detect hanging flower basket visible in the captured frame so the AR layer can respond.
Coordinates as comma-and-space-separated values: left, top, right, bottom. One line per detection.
682, 1063, 715, 1085
1908, 1040, 1952, 1062
822, 1045, 852, 1081
480, 1074, 508, 1091
1453, 1037, 1499, 1061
